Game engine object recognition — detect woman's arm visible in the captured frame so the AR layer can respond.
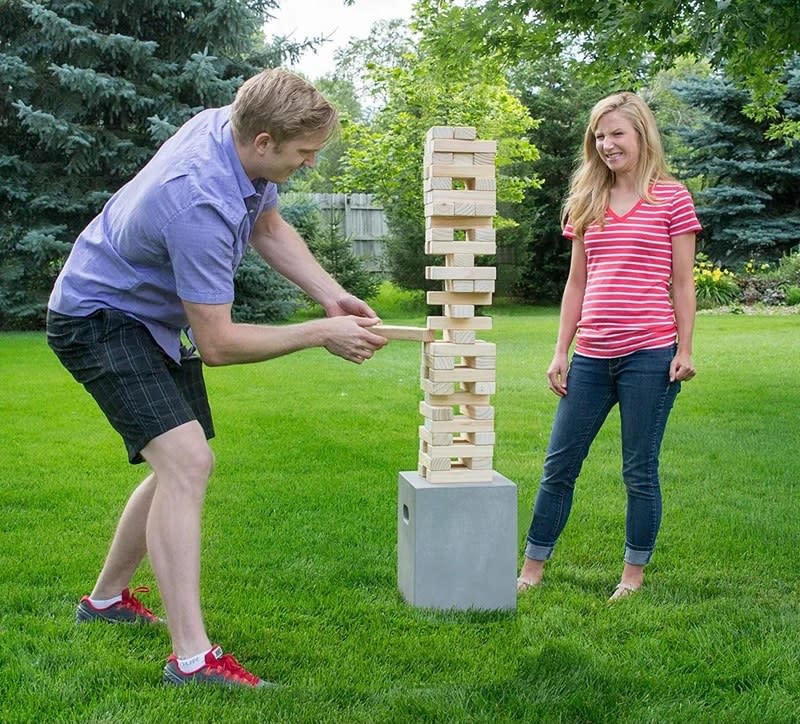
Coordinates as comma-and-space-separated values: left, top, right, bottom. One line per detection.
548, 238, 587, 396
670, 232, 697, 382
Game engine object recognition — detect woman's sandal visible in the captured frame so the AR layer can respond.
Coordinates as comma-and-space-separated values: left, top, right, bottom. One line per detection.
516, 577, 539, 593
608, 582, 640, 601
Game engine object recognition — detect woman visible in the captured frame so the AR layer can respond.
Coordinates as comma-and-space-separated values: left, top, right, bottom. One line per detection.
517, 92, 701, 601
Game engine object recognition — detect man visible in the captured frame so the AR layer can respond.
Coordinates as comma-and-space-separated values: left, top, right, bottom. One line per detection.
46, 68, 387, 688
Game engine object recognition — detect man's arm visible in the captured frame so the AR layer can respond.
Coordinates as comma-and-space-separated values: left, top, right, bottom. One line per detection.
183, 300, 385, 367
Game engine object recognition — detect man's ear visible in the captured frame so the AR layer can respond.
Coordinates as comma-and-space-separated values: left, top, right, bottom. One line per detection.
254, 131, 274, 154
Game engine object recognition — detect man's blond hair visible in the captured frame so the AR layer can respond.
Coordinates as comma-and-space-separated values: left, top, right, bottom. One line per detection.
230, 68, 338, 146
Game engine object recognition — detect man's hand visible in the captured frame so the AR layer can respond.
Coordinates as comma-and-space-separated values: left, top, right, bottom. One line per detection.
320, 315, 387, 364
326, 294, 380, 320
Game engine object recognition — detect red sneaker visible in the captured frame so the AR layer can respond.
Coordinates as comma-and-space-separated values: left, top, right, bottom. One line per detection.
76, 586, 163, 624
163, 645, 275, 688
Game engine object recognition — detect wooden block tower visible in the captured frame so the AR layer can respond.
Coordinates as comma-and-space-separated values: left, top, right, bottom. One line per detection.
418, 126, 498, 484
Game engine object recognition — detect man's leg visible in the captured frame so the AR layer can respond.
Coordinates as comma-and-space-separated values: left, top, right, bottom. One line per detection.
141, 421, 214, 659
90, 473, 157, 599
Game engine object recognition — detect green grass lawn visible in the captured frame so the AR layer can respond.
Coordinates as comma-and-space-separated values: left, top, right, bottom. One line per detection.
1, 308, 799, 723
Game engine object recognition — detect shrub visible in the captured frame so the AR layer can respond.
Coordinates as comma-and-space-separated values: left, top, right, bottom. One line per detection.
693, 254, 739, 308
736, 250, 800, 305
784, 286, 800, 306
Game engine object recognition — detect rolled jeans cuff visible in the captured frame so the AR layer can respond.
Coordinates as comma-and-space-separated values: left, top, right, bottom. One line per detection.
624, 546, 653, 566
525, 542, 554, 561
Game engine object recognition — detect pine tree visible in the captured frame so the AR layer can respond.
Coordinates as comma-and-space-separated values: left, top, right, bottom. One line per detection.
671, 61, 800, 263
0, 0, 307, 329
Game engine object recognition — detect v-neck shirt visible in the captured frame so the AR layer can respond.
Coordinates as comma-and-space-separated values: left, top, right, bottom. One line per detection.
564, 181, 702, 359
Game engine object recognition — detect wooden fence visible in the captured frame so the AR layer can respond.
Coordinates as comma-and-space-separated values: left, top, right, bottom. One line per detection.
281, 192, 388, 273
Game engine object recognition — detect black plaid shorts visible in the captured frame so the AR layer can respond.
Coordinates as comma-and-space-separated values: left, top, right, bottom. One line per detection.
46, 308, 215, 464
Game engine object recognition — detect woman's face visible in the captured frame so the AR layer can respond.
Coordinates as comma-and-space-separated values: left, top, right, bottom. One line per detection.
593, 110, 641, 176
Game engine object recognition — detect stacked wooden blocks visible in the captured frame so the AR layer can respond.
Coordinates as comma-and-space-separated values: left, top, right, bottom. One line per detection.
419, 126, 497, 484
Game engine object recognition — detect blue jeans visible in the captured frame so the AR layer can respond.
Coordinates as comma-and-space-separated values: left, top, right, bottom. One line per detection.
524, 346, 680, 566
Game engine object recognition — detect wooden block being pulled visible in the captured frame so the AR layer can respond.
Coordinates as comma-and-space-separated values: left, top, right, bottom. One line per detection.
373, 325, 434, 342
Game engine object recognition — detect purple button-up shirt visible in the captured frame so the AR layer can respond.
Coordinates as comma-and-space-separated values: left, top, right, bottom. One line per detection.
49, 105, 278, 362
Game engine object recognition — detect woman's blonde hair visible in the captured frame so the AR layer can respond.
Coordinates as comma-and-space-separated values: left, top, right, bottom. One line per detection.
562, 92, 672, 239
230, 67, 338, 146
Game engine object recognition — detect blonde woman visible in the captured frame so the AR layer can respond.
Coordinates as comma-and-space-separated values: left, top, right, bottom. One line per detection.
517, 92, 701, 601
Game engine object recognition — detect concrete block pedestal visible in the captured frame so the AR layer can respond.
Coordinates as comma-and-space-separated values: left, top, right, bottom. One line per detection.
397, 470, 517, 611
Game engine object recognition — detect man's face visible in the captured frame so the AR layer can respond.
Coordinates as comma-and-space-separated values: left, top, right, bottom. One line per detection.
257, 128, 329, 183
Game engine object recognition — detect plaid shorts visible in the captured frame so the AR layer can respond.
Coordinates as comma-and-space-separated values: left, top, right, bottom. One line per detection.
46, 308, 214, 464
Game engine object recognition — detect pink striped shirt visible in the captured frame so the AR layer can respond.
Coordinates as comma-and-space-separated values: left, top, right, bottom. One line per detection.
564, 181, 701, 359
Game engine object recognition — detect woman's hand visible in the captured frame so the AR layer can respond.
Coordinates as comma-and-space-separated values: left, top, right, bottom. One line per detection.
547, 352, 570, 396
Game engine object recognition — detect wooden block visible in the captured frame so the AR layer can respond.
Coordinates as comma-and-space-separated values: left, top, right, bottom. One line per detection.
425, 391, 491, 406
468, 228, 496, 242
426, 164, 496, 179
373, 325, 435, 342
445, 329, 477, 343
425, 227, 456, 241
426, 126, 455, 140
426, 342, 495, 357
427, 291, 493, 306
464, 457, 493, 470
424, 177, 454, 191
465, 355, 496, 369
426, 316, 492, 331
419, 401, 454, 421
422, 440, 494, 458
422, 353, 455, 370
465, 380, 496, 395
445, 280, 475, 293
444, 304, 475, 318
426, 242, 496, 256
451, 152, 474, 165
419, 426, 453, 446
453, 126, 477, 140
473, 280, 496, 293
473, 152, 496, 166
443, 304, 475, 319
446, 253, 475, 267
467, 431, 496, 445
460, 404, 494, 419
418, 451, 452, 471
424, 466, 494, 484
420, 378, 455, 395
425, 266, 496, 280
427, 367, 496, 383
426, 190, 496, 204
429, 139, 497, 153
425, 201, 455, 217
422, 149, 455, 166
424, 416, 494, 433
427, 214, 494, 229
473, 178, 497, 191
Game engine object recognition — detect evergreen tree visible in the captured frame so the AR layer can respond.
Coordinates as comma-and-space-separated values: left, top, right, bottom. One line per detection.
671, 61, 800, 263
0, 0, 308, 329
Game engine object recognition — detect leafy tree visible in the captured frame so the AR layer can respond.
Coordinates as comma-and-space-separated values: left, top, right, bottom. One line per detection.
0, 0, 310, 329
334, 10, 538, 291
669, 61, 800, 263
419, 0, 800, 138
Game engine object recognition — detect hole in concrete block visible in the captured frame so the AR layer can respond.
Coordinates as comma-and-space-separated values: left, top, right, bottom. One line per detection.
402, 504, 410, 524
